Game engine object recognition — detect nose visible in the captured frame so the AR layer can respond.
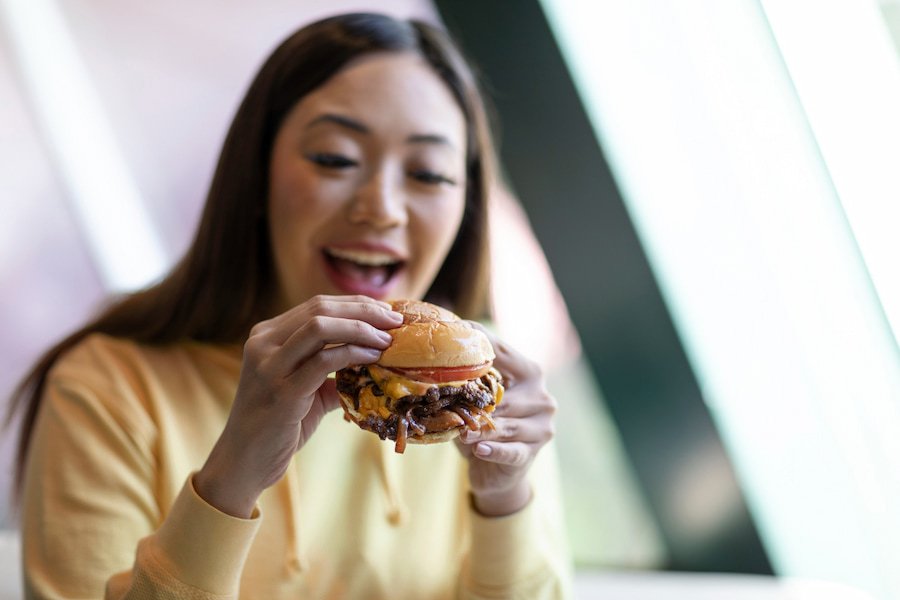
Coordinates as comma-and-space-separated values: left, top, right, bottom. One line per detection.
348, 168, 407, 229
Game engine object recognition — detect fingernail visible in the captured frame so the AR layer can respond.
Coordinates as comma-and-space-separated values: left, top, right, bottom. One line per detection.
363, 347, 382, 360
475, 443, 492, 457
388, 311, 404, 322
377, 330, 393, 344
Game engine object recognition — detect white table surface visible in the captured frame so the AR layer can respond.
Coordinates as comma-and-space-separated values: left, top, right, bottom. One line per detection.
0, 530, 877, 600
574, 571, 876, 600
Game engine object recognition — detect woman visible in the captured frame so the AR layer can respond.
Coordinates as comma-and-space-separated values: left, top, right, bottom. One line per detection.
10, 13, 570, 599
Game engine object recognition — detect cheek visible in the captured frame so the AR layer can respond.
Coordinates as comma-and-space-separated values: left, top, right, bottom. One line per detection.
270, 163, 314, 219
267, 167, 335, 273
269, 165, 347, 239
409, 194, 467, 270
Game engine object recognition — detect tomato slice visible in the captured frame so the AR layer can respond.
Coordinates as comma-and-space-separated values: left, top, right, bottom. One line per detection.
388, 362, 492, 384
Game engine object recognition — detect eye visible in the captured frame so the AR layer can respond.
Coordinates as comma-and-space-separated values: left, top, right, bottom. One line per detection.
306, 153, 358, 169
408, 169, 457, 186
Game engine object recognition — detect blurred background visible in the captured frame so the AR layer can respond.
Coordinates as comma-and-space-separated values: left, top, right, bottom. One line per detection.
2, 0, 900, 598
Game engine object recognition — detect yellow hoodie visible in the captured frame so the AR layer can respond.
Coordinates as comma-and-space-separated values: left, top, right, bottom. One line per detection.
21, 334, 572, 599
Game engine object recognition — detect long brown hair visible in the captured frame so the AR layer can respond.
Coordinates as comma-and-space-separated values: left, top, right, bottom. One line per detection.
6, 13, 496, 496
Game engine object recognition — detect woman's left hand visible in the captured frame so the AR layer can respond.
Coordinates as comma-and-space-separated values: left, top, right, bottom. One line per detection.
456, 324, 557, 517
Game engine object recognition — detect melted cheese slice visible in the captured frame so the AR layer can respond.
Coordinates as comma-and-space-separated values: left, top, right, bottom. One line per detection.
355, 365, 503, 419
358, 386, 392, 418
367, 365, 472, 401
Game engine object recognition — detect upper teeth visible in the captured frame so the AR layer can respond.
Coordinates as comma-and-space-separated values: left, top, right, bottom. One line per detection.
326, 247, 400, 266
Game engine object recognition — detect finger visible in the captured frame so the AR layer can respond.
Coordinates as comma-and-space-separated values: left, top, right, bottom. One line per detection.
282, 294, 394, 319
272, 296, 403, 344
307, 295, 400, 322
471, 441, 533, 467
246, 297, 400, 351
301, 382, 343, 429
315, 379, 343, 413
287, 344, 383, 397
453, 436, 476, 458
275, 316, 393, 373
291, 382, 343, 451
459, 415, 553, 445
328, 294, 394, 308
260, 296, 403, 345
493, 391, 557, 418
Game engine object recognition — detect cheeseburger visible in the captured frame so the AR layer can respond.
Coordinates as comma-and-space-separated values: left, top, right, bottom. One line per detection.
336, 300, 504, 453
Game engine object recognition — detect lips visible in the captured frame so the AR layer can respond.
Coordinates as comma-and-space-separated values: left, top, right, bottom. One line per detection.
322, 244, 406, 299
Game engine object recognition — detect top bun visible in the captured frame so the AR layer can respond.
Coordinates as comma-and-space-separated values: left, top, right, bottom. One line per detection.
379, 300, 495, 368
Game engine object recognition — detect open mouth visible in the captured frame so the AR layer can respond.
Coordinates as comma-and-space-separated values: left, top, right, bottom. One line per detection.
322, 246, 406, 298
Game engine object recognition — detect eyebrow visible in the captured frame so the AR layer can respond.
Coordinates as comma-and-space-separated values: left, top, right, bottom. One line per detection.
306, 113, 456, 148
306, 113, 369, 134
407, 133, 454, 148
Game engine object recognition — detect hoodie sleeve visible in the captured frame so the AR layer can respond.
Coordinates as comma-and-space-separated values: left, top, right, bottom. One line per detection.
22, 362, 260, 599
105, 476, 261, 599
457, 442, 574, 600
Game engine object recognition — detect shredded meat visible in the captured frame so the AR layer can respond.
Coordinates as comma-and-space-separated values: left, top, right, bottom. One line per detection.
395, 417, 409, 453
337, 367, 503, 453
453, 405, 480, 431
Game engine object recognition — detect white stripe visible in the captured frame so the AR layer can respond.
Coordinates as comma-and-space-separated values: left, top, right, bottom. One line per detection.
0, 0, 168, 292
541, 0, 900, 596
761, 0, 900, 348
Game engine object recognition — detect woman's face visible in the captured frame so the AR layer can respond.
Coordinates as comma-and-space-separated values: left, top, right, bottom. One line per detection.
267, 52, 468, 311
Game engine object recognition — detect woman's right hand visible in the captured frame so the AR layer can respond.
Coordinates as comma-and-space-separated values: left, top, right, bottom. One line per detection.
194, 295, 403, 517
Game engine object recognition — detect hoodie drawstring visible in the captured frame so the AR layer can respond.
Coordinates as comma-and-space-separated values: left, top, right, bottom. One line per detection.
283, 459, 307, 574
280, 437, 408, 576
376, 439, 408, 526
